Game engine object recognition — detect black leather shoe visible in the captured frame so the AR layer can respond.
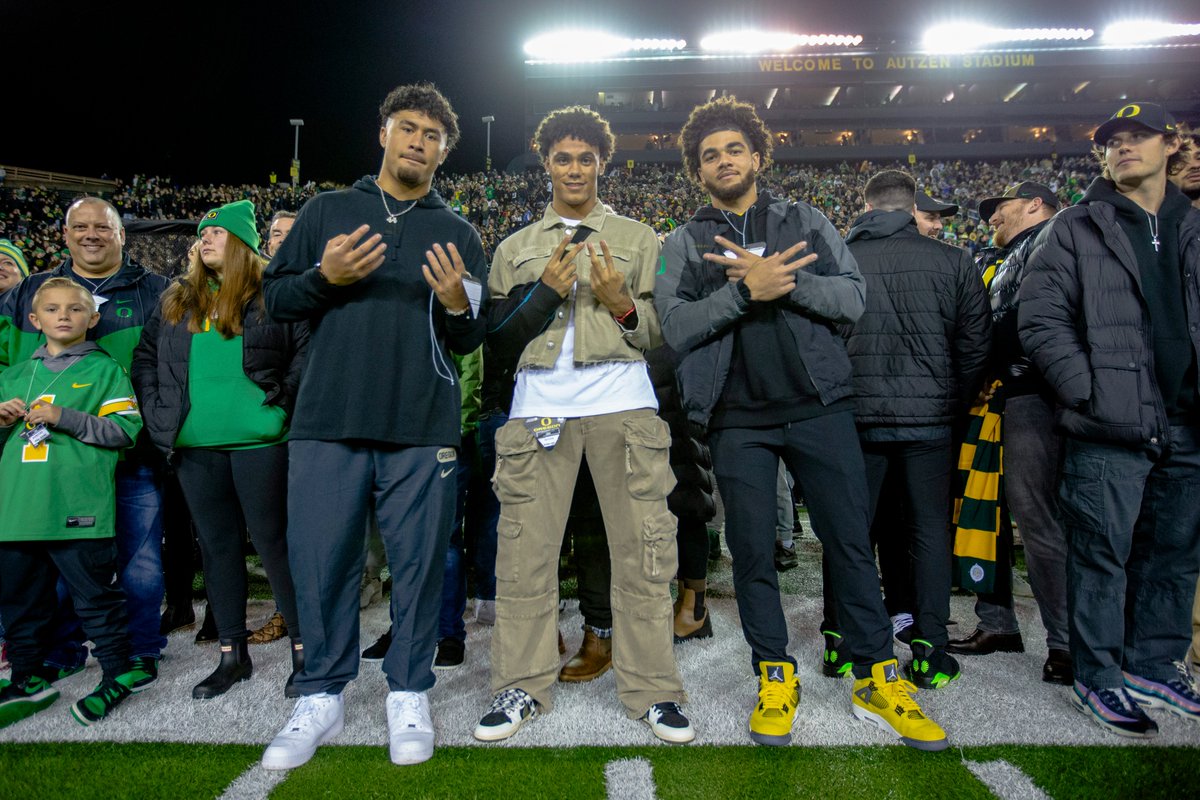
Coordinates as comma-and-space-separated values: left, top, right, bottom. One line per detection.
192, 639, 252, 699
945, 628, 1024, 655
1042, 649, 1073, 685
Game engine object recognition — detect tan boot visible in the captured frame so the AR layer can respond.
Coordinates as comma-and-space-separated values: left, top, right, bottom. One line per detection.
674, 581, 713, 642
558, 629, 612, 682
248, 611, 288, 645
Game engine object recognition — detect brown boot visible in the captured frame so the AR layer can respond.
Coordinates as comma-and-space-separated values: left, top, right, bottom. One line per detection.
558, 629, 612, 682
248, 611, 288, 645
674, 581, 713, 642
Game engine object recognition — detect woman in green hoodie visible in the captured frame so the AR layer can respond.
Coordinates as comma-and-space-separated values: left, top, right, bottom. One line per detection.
132, 200, 307, 700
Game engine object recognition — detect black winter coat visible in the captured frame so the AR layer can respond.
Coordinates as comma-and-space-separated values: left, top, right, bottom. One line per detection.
646, 344, 716, 522
843, 210, 992, 429
987, 219, 1054, 399
1018, 180, 1200, 452
131, 297, 309, 456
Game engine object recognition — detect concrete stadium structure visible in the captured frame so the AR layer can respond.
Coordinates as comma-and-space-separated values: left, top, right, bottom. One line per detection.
514, 32, 1200, 170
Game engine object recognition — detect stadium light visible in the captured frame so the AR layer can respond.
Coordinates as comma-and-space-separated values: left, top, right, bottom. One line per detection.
523, 31, 685, 62
1101, 21, 1200, 44
922, 24, 1093, 53
700, 30, 863, 53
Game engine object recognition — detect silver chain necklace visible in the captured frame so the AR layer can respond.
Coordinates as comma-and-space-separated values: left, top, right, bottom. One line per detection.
375, 178, 417, 224
720, 209, 748, 247
1146, 211, 1161, 252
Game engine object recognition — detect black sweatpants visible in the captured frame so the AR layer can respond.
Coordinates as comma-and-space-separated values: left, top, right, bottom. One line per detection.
0, 538, 130, 680
709, 411, 893, 678
287, 440, 457, 695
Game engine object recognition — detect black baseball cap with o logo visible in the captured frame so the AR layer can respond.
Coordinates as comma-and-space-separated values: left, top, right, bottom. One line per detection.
1093, 102, 1178, 146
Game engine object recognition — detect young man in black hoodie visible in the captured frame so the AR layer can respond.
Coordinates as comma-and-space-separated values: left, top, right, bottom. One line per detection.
1020, 102, 1200, 737
655, 97, 948, 751
260, 83, 487, 769
835, 169, 991, 690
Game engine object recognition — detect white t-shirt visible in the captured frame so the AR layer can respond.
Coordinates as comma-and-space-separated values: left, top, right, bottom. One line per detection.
510, 219, 657, 419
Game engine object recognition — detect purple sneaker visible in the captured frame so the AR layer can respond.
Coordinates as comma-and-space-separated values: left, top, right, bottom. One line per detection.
1072, 681, 1158, 738
1124, 663, 1200, 723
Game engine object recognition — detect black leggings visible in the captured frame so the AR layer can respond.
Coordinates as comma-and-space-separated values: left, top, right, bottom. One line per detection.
174, 444, 298, 641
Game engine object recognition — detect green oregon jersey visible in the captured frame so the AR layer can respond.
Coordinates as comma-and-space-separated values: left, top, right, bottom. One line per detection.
0, 351, 142, 541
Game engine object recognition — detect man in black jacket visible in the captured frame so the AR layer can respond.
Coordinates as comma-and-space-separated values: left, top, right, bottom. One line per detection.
949, 182, 1071, 689
1020, 102, 1200, 738
836, 170, 990, 689
259, 83, 487, 769
656, 97, 948, 752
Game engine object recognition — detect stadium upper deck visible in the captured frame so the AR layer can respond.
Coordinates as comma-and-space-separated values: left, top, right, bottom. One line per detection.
518, 25, 1200, 169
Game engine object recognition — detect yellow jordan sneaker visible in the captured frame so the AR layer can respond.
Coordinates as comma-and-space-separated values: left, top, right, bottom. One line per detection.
851, 659, 948, 751
749, 661, 801, 746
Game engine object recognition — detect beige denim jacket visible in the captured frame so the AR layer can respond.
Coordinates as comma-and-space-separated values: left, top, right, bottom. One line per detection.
488, 203, 662, 371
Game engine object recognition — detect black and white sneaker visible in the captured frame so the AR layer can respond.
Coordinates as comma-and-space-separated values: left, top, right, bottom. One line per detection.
642, 701, 695, 744
474, 688, 537, 742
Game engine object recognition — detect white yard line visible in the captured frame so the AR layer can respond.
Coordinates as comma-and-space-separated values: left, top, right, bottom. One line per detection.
216, 764, 290, 800
604, 758, 659, 800
965, 759, 1052, 800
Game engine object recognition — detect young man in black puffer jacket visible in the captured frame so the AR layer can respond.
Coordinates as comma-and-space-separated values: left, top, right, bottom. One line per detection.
832, 169, 991, 690
1020, 102, 1200, 738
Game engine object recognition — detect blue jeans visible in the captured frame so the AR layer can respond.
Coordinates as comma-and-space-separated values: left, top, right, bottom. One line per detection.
46, 461, 166, 667
1059, 427, 1200, 688
471, 411, 506, 602
438, 433, 475, 642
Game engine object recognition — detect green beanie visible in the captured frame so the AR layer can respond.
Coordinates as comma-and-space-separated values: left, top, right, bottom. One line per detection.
0, 239, 29, 277
198, 199, 261, 254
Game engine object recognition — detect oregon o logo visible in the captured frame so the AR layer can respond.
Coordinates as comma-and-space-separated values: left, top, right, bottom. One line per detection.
540, 417, 552, 427
205, 210, 219, 219
1115, 104, 1141, 118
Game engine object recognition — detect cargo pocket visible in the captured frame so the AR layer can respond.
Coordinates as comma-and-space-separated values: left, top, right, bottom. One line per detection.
641, 510, 679, 583
1057, 439, 1107, 535
493, 421, 540, 504
623, 416, 675, 500
495, 515, 523, 583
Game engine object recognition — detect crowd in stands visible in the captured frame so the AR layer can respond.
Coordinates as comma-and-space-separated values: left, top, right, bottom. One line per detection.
0, 156, 1100, 273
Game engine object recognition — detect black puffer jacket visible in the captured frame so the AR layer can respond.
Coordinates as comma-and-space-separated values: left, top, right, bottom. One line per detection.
842, 210, 992, 430
131, 296, 308, 456
1018, 179, 1200, 452
646, 344, 715, 522
987, 218, 1053, 399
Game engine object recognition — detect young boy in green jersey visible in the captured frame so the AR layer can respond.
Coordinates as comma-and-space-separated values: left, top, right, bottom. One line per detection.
0, 277, 144, 728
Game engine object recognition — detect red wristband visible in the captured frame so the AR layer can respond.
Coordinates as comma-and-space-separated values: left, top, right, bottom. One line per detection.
613, 305, 636, 324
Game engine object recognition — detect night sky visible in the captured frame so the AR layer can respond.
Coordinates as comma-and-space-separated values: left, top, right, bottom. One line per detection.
7, 0, 1191, 185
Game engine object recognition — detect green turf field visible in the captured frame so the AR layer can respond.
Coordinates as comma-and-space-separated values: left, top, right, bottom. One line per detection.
0, 743, 1190, 800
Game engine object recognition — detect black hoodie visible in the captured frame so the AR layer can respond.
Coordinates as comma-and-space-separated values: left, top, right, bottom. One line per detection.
692, 192, 842, 428
262, 176, 487, 446
1081, 178, 1196, 419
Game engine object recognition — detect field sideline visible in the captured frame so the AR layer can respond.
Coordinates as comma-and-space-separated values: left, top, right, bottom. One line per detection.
2, 533, 1196, 798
